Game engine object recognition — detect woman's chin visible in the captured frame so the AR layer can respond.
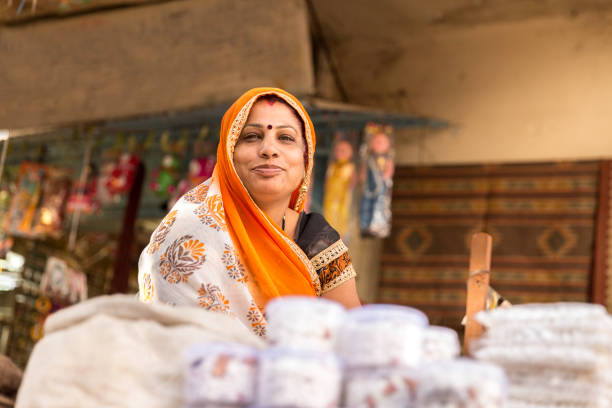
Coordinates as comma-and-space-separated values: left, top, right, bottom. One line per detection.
250, 187, 293, 204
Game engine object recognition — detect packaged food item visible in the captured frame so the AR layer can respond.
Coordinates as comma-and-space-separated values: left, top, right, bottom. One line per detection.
416, 359, 507, 408
256, 348, 342, 408
265, 296, 346, 352
337, 304, 428, 368
183, 343, 258, 408
343, 367, 419, 408
421, 325, 460, 363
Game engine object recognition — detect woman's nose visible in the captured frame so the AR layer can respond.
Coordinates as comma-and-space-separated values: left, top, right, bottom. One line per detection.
259, 135, 279, 158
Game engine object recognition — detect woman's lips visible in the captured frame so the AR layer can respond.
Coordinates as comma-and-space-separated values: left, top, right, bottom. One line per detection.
252, 165, 284, 176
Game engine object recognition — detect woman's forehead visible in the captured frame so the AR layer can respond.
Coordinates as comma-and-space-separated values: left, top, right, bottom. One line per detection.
247, 99, 302, 122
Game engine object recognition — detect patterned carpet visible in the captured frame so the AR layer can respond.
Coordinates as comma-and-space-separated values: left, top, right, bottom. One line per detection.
378, 161, 600, 330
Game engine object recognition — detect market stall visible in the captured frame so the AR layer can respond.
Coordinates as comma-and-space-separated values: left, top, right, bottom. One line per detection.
0, 99, 446, 375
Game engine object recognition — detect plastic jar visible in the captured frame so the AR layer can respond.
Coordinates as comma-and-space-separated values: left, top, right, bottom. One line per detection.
337, 304, 428, 368
183, 342, 259, 408
265, 296, 347, 352
416, 358, 507, 408
343, 367, 420, 408
255, 348, 343, 408
421, 325, 461, 363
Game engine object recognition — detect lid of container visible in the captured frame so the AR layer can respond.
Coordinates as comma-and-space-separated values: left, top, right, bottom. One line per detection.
183, 342, 259, 363
265, 295, 346, 316
259, 347, 342, 367
423, 325, 460, 344
346, 304, 428, 326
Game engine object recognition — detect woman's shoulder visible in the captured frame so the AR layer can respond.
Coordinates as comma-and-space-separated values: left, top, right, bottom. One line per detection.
295, 212, 341, 259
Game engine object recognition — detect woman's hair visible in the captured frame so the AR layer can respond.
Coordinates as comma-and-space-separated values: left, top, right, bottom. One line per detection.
256, 94, 308, 165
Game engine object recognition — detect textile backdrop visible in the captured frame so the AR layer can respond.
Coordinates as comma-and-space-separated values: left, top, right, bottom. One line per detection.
378, 161, 604, 330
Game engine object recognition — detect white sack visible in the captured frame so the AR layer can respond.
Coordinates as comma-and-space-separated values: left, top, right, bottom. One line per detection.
15, 294, 264, 408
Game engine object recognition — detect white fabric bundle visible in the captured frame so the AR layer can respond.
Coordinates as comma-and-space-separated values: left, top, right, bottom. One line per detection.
15, 295, 264, 408
473, 302, 612, 408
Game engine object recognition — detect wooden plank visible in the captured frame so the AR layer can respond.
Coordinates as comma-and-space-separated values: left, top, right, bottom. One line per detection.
0, 0, 314, 129
591, 160, 611, 305
464, 232, 492, 354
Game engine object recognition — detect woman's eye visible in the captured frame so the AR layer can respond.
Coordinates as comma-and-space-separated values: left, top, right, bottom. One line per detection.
242, 133, 261, 141
279, 134, 295, 142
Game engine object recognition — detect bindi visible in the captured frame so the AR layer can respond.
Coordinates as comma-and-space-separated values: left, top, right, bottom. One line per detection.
265, 100, 276, 106
267, 124, 273, 130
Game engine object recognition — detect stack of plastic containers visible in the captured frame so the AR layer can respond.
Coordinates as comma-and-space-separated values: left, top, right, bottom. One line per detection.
472, 302, 612, 408
182, 296, 510, 408
256, 297, 346, 408
339, 304, 428, 407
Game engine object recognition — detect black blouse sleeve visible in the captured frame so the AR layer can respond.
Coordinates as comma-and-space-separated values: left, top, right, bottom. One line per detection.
295, 212, 357, 294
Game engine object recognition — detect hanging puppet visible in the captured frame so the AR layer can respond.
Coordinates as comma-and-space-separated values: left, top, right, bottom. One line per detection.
98, 134, 142, 204
6, 163, 46, 236
31, 168, 71, 237
323, 132, 357, 239
33, 256, 88, 341
359, 123, 395, 238
150, 130, 186, 200
168, 126, 216, 208
67, 163, 100, 215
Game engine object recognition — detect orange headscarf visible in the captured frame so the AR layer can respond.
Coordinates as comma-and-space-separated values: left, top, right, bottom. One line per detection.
215, 87, 318, 305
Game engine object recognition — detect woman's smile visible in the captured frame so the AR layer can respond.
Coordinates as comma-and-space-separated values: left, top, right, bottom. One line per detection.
252, 164, 285, 177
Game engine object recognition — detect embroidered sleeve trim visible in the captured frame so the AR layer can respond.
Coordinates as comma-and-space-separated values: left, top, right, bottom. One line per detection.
310, 239, 348, 270
321, 263, 356, 294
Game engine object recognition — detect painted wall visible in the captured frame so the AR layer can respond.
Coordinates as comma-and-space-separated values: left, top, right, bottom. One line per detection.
334, 11, 612, 165
0, 0, 314, 129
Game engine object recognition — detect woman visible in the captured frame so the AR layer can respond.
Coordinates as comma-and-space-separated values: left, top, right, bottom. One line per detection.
138, 87, 361, 337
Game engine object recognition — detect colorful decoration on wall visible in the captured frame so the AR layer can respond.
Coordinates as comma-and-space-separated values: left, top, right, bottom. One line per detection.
323, 132, 357, 239
31, 168, 71, 237
168, 126, 216, 208
359, 123, 395, 238
104, 153, 141, 198
32, 256, 88, 341
67, 164, 100, 215
5, 163, 46, 236
40, 256, 88, 305
150, 131, 187, 199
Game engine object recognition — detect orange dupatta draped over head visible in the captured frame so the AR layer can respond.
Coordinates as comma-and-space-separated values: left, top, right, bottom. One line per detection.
215, 87, 319, 306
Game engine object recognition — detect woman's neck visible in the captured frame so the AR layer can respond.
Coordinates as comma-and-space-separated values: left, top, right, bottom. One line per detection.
257, 200, 290, 230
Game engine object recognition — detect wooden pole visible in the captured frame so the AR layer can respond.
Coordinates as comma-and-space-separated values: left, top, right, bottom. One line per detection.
110, 161, 145, 294
464, 232, 492, 355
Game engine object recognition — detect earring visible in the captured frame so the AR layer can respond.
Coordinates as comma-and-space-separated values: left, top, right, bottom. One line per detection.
299, 183, 308, 193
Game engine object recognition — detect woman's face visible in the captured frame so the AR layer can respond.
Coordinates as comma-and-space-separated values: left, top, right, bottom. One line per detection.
233, 99, 305, 207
